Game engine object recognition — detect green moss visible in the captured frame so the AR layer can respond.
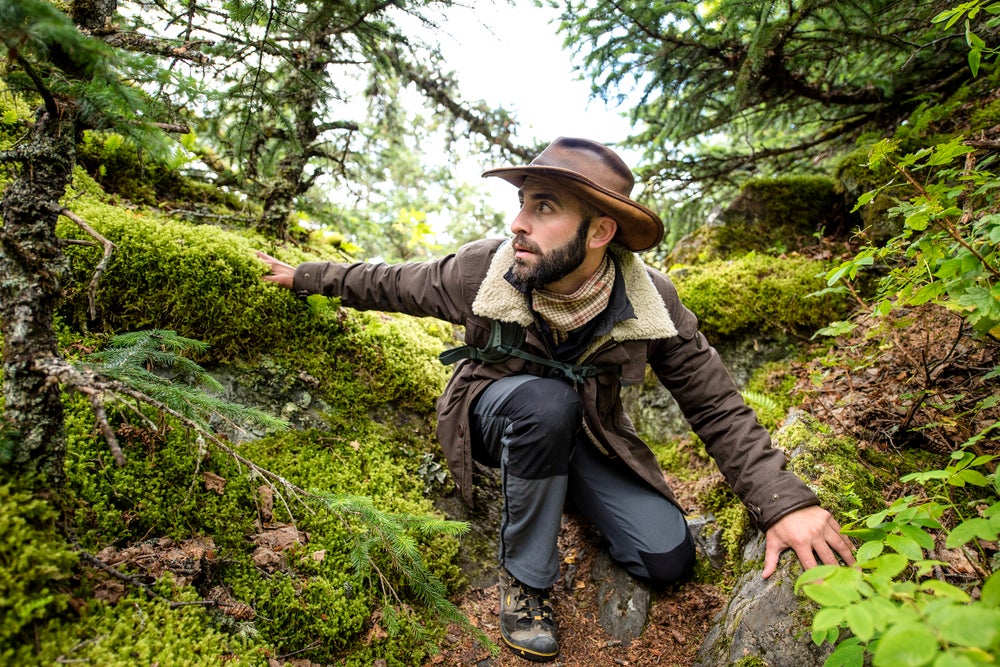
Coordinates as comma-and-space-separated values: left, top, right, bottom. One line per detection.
11, 584, 262, 667
779, 414, 883, 522
696, 478, 753, 568
76, 130, 246, 212
719, 175, 853, 252
669, 253, 850, 341
0, 485, 79, 659
56, 370, 461, 665
731, 657, 771, 667
56, 192, 447, 414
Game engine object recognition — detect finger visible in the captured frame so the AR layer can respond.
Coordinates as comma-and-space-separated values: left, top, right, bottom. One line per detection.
761, 541, 781, 579
831, 532, 856, 565
794, 544, 818, 572
812, 540, 839, 567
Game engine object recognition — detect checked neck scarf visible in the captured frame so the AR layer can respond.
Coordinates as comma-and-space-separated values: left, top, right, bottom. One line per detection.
531, 253, 614, 345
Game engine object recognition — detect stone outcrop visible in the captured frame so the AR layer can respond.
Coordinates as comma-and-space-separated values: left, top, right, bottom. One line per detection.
694, 412, 879, 666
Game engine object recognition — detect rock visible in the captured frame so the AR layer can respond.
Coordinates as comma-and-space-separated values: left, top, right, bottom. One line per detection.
687, 514, 726, 570
694, 532, 833, 667
591, 548, 651, 643
694, 413, 878, 666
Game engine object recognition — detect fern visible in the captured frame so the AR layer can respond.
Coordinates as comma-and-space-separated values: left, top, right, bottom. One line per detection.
741, 389, 782, 416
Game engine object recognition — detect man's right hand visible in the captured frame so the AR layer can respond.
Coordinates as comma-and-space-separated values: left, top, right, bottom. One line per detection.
256, 250, 296, 290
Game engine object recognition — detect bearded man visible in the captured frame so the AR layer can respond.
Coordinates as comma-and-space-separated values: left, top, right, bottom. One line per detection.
256, 137, 854, 663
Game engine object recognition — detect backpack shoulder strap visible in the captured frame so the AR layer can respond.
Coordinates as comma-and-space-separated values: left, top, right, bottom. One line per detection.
439, 320, 620, 383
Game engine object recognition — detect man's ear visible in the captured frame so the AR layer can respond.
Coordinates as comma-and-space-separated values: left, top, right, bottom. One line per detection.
589, 215, 618, 249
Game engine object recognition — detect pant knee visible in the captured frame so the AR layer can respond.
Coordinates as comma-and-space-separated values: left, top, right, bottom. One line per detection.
639, 531, 696, 589
502, 379, 581, 478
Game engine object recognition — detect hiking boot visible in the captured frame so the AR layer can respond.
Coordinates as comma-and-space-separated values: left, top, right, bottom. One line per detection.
499, 568, 559, 662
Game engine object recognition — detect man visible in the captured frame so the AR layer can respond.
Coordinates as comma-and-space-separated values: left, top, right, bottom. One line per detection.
256, 137, 855, 663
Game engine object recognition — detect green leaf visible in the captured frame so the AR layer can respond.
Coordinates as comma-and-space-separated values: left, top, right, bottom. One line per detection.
897, 524, 935, 550
872, 622, 939, 667
845, 602, 877, 641
932, 651, 980, 667
825, 637, 866, 667
886, 533, 925, 561
945, 518, 998, 548
864, 553, 910, 579
799, 568, 864, 606
981, 571, 1000, 608
814, 606, 848, 632
931, 605, 1000, 648
920, 580, 971, 602
815, 321, 858, 338
954, 469, 990, 487
856, 540, 884, 563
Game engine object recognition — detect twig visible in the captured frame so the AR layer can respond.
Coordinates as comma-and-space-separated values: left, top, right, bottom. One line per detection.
276, 639, 323, 660
55, 206, 117, 321
83, 388, 127, 466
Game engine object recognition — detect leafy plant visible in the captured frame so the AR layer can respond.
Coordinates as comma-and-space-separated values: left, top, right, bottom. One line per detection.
795, 431, 1000, 667
825, 136, 1000, 335
933, 1, 1000, 75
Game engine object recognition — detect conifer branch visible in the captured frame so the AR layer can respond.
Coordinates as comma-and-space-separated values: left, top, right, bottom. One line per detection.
4, 42, 58, 118
56, 206, 116, 321
83, 387, 126, 466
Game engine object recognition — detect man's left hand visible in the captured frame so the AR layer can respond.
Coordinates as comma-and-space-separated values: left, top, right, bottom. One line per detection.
762, 505, 855, 578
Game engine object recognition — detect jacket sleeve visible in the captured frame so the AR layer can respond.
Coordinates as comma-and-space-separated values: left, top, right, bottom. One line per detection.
290, 240, 499, 325
645, 270, 819, 530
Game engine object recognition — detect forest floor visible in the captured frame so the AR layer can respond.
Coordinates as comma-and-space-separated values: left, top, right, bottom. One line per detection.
426, 304, 1000, 667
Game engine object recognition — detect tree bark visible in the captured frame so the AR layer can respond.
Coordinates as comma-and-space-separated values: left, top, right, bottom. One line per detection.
0, 106, 78, 485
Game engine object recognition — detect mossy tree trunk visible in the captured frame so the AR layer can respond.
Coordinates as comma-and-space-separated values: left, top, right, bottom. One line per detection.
0, 107, 79, 486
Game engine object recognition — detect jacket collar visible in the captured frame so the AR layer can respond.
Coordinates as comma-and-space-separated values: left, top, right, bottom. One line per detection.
471, 240, 677, 342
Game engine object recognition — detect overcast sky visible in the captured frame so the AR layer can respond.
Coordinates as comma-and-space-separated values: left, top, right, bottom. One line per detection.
436, 1, 632, 143
432, 0, 637, 211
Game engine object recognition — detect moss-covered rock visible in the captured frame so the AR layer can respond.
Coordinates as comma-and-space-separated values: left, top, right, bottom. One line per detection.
668, 253, 850, 341
667, 175, 860, 264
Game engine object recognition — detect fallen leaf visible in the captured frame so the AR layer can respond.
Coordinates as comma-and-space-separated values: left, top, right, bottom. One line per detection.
203, 472, 227, 494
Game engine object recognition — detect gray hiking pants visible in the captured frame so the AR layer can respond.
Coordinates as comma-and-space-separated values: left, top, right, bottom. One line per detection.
470, 375, 695, 590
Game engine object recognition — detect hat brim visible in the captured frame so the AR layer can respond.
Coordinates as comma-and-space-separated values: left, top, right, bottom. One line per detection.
483, 166, 664, 252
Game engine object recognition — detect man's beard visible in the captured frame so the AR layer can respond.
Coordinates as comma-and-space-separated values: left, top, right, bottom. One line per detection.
509, 220, 590, 291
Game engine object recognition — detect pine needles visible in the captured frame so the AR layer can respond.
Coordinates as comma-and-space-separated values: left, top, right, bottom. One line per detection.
317, 493, 496, 653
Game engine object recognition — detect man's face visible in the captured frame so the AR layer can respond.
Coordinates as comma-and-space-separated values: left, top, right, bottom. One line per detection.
508, 178, 593, 291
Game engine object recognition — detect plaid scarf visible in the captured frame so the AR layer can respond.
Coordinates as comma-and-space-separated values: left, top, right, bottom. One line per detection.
531, 254, 614, 344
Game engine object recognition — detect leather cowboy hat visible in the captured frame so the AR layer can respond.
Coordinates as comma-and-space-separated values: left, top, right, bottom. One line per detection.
482, 137, 664, 251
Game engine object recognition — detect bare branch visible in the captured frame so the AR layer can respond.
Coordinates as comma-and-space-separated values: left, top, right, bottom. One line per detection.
56, 206, 116, 321
102, 32, 211, 65
82, 388, 126, 466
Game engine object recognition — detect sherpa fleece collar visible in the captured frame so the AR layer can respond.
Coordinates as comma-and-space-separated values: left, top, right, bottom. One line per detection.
471, 240, 677, 342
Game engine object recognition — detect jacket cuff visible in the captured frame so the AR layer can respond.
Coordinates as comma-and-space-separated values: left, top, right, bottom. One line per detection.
293, 262, 332, 299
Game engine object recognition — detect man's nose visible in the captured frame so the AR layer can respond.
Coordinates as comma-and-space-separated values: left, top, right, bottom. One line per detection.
510, 209, 530, 235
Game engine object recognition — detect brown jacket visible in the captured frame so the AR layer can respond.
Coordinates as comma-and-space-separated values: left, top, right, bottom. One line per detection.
294, 238, 818, 530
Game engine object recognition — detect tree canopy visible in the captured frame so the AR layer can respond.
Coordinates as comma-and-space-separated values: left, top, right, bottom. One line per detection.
553, 0, 996, 228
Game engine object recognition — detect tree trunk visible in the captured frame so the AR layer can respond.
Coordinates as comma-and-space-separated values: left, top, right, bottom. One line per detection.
0, 107, 78, 486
